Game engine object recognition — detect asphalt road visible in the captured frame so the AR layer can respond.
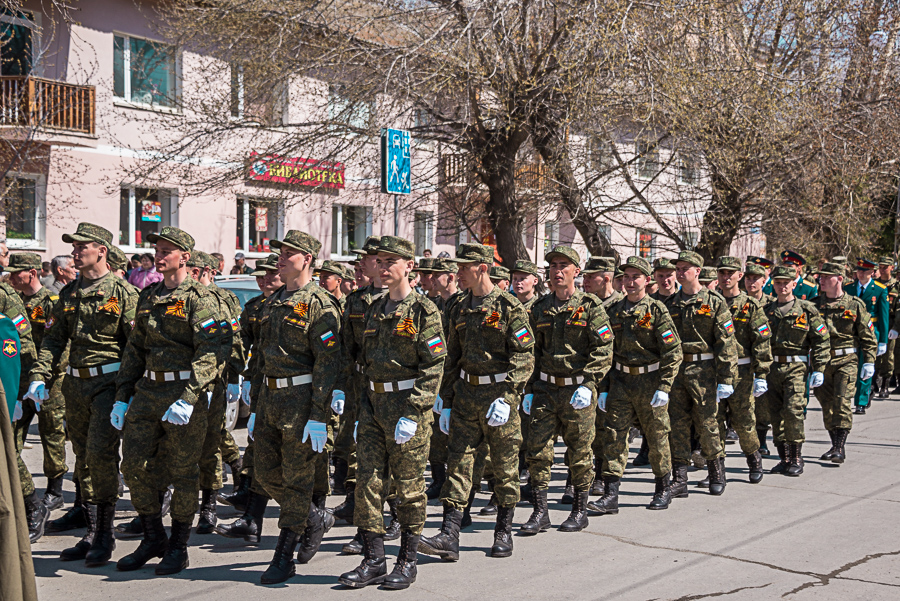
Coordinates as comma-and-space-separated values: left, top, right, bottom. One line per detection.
23, 393, 900, 601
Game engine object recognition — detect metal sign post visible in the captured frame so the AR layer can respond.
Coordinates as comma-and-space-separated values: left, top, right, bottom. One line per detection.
381, 128, 411, 237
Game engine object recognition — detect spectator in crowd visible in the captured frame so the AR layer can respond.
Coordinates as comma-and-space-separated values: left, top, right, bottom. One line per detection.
127, 253, 163, 289
39, 262, 53, 288
423, 248, 433, 258
230, 252, 254, 275
0, 240, 8, 272
48, 255, 76, 293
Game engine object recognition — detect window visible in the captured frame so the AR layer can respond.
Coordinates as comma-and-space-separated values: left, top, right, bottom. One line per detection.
678, 154, 700, 185
2, 176, 44, 243
237, 197, 283, 253
331, 205, 372, 257
114, 34, 177, 108
328, 85, 373, 132
414, 212, 434, 256
637, 229, 656, 259
544, 221, 560, 253
681, 230, 698, 249
588, 136, 615, 172
598, 224, 612, 245
1, 9, 36, 76
119, 187, 177, 248
634, 141, 659, 180
230, 65, 243, 118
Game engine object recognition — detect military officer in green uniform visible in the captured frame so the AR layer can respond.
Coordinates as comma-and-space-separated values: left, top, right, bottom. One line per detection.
847, 258, 889, 414
338, 236, 446, 589
813, 261, 877, 464
27, 223, 136, 565
763, 265, 831, 476
874, 257, 898, 398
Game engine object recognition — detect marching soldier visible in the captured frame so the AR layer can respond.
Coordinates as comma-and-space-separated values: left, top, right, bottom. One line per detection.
764, 251, 817, 300
813, 262, 877, 464
744, 260, 773, 453
318, 260, 349, 310
489, 265, 511, 292
651, 258, 678, 301
848, 258, 889, 414
874, 257, 898, 398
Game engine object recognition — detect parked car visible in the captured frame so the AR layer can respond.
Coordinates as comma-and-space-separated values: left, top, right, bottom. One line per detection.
214, 275, 260, 428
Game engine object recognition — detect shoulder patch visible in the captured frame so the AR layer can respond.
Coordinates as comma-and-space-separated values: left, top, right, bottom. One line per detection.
875, 280, 887, 289
2, 338, 17, 357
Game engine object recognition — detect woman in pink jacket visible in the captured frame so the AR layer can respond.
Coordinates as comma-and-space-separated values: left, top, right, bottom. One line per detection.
127, 253, 164, 289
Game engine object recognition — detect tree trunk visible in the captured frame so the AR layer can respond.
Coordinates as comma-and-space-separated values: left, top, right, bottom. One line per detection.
695, 178, 741, 262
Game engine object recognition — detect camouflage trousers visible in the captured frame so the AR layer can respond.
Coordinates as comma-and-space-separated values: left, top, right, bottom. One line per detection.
254, 383, 319, 534
877, 337, 895, 380
62, 371, 121, 505
765, 362, 808, 444
669, 362, 724, 464
221, 430, 241, 466
333, 374, 364, 488
429, 421, 450, 465
716, 364, 760, 454
122, 379, 209, 522
526, 379, 594, 492
355, 388, 431, 535
602, 369, 671, 477
15, 375, 67, 483
199, 382, 226, 491
817, 356, 857, 431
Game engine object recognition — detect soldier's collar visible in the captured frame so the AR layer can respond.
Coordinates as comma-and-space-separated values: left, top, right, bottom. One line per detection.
153, 277, 193, 304
376, 291, 417, 319
75, 271, 115, 298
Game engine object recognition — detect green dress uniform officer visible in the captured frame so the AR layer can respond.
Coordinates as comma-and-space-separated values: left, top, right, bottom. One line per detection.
847, 258, 889, 414
248, 230, 342, 585
338, 237, 446, 590
874, 256, 898, 398
114, 227, 226, 576
715, 256, 773, 484
591, 256, 682, 514
763, 265, 831, 477
813, 262, 877, 464
26, 223, 137, 566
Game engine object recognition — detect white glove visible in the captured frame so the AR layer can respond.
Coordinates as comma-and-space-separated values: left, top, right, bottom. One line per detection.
716, 384, 734, 401
162, 399, 193, 425
808, 371, 825, 388
650, 390, 669, 408
394, 417, 417, 444
433, 395, 443, 414
570, 386, 593, 410
302, 420, 328, 453
752, 378, 768, 398
12, 400, 22, 422
861, 363, 876, 380
353, 420, 358, 442
225, 400, 238, 429
486, 399, 511, 427
241, 380, 252, 405
25, 381, 48, 405
598, 392, 608, 412
207, 391, 212, 407
331, 390, 345, 415
248, 413, 256, 440
522, 393, 534, 415
227, 382, 241, 404
439, 408, 451, 435
878, 343, 888, 357
110, 400, 129, 430
889, 329, 899, 341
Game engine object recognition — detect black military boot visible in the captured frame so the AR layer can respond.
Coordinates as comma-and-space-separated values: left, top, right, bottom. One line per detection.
587, 476, 619, 515
785, 442, 804, 477
333, 484, 355, 524
85, 502, 116, 566
227, 456, 243, 489
707, 458, 726, 496
384, 497, 401, 540
338, 530, 387, 588
260, 527, 299, 584
647, 473, 672, 510
559, 491, 589, 532
479, 490, 498, 516
215, 491, 268, 543
419, 506, 462, 562
831, 429, 849, 464
25, 491, 49, 543
297, 499, 333, 564
196, 489, 218, 534
342, 531, 363, 554
460, 487, 476, 529
60, 503, 96, 560
332, 457, 348, 496
590, 464, 604, 496
770, 441, 789, 474
425, 462, 446, 500
117, 489, 172, 538
520, 487, 551, 535
490, 506, 515, 557
156, 519, 192, 575
746, 450, 764, 484
116, 514, 167, 571
633, 437, 650, 466
48, 479, 88, 532
820, 430, 837, 460
218, 475, 251, 512
670, 464, 689, 499
383, 530, 420, 590
42, 476, 65, 510
757, 427, 770, 456
854, 404, 866, 415
560, 473, 575, 504
518, 450, 529, 483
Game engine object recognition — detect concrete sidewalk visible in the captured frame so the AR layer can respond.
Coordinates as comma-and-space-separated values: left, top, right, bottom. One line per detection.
23, 394, 900, 600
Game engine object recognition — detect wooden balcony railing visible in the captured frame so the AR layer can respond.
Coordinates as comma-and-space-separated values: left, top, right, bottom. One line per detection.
441, 153, 554, 193
0, 76, 96, 135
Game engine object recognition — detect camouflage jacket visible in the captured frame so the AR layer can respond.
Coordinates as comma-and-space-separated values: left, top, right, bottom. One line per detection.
253, 282, 342, 423
361, 292, 446, 417
239, 293, 267, 382
441, 286, 534, 407
813, 293, 877, 365
664, 288, 738, 386
527, 290, 612, 397
115, 276, 225, 406
599, 290, 624, 311
763, 298, 831, 372
342, 284, 386, 373
21, 286, 67, 378
208, 282, 246, 384
723, 292, 773, 379
607, 294, 683, 393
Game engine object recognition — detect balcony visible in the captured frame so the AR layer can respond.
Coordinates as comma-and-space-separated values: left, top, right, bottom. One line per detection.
0, 76, 96, 135
440, 153, 554, 193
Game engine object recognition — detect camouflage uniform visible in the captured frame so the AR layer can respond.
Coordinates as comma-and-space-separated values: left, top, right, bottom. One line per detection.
429, 285, 466, 472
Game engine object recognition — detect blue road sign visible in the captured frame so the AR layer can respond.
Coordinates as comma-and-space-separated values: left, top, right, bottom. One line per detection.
381, 128, 411, 195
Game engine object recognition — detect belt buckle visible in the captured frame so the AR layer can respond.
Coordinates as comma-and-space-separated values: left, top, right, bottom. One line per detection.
373, 382, 385, 394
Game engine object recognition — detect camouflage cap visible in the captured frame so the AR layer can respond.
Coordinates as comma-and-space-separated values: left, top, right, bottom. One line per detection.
878, 255, 894, 266
376, 236, 415, 259
450, 243, 494, 265
831, 255, 848, 265
6, 252, 42, 273
614, 265, 624, 278
815, 262, 846, 276
582, 256, 617, 274
430, 258, 457, 273
622, 256, 652, 276
699, 266, 717, 283
414, 257, 435, 272
250, 254, 279, 276
744, 263, 766, 277
676, 250, 704, 267
187, 250, 212, 269
489, 265, 510, 281
771, 265, 796, 280
341, 264, 356, 280
147, 226, 195, 252
107, 246, 128, 271
715, 256, 742, 271
351, 236, 382, 256
653, 257, 676, 271
510, 259, 539, 277
270, 230, 321, 256
545, 245, 581, 268
62, 222, 113, 247
317, 260, 345, 278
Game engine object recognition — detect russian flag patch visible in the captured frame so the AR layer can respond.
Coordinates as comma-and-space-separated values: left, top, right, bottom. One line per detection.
11, 314, 26, 330
201, 318, 216, 333
724, 320, 734, 335
868, 320, 874, 331
661, 329, 675, 344
514, 327, 532, 346
815, 323, 826, 335
598, 325, 612, 341
426, 336, 445, 356
757, 323, 770, 336
320, 330, 336, 347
